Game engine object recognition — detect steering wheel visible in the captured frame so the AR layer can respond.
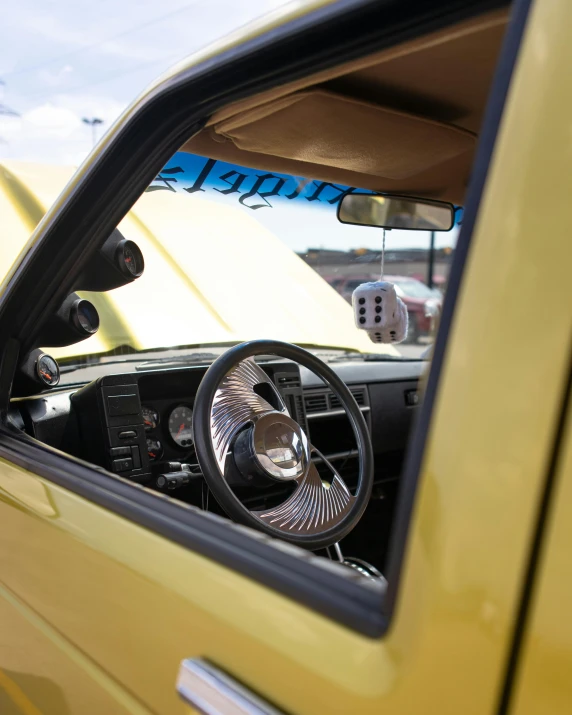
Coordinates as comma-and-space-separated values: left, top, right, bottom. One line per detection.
193, 340, 374, 550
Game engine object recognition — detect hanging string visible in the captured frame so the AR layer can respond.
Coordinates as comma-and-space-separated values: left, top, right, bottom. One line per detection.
380, 228, 386, 280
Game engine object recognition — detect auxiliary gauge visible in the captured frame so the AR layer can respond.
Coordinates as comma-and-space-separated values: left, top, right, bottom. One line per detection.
146, 438, 163, 461
116, 240, 144, 279
36, 353, 60, 387
142, 406, 159, 431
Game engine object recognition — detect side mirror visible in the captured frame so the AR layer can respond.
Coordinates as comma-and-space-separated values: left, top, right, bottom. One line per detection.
337, 192, 455, 231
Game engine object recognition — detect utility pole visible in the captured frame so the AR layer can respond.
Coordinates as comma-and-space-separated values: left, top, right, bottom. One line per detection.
82, 117, 103, 147
427, 230, 435, 289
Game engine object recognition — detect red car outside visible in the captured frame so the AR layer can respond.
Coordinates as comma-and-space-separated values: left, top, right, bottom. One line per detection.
327, 274, 442, 343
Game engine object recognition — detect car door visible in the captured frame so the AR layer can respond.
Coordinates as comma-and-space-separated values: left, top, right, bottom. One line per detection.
2, 0, 572, 713
508, 378, 572, 715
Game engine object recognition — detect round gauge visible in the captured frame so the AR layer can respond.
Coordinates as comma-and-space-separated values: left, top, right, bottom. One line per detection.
117, 240, 144, 278
36, 354, 60, 387
73, 299, 99, 334
168, 405, 194, 448
146, 438, 163, 461
142, 406, 159, 432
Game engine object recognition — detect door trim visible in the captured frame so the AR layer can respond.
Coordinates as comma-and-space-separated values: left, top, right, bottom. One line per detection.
176, 659, 284, 714
496, 353, 572, 713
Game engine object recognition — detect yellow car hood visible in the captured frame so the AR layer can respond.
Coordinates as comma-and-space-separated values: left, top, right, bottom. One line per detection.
0, 161, 396, 358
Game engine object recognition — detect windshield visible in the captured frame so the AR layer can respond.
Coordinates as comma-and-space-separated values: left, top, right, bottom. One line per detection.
46, 152, 458, 363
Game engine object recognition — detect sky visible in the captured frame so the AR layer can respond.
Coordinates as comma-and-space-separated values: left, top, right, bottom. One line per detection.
0, 0, 289, 165
0, 0, 457, 252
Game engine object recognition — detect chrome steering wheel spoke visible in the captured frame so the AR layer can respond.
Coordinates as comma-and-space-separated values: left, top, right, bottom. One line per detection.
211, 358, 287, 472
253, 449, 355, 536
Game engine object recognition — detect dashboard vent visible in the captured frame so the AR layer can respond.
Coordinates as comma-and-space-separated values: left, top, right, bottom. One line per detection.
304, 385, 369, 417
293, 394, 308, 434
304, 393, 328, 414
276, 374, 301, 388
329, 388, 366, 410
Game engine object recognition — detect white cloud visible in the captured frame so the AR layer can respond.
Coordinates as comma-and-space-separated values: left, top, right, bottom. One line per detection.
47, 92, 127, 121
24, 104, 80, 135
0, 0, 290, 165
0, 92, 126, 165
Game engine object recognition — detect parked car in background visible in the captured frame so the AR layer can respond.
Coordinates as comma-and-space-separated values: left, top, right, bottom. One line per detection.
329, 274, 442, 342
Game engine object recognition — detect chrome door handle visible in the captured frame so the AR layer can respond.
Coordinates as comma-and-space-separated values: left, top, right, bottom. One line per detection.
176, 659, 283, 715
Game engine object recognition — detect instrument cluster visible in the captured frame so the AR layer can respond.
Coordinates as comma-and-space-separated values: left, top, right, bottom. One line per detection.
142, 403, 195, 463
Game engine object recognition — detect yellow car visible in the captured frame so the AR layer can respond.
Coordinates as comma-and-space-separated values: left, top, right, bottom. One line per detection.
1, 0, 571, 713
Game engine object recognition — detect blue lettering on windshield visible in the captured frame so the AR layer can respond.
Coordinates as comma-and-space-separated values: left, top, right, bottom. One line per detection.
145, 152, 358, 210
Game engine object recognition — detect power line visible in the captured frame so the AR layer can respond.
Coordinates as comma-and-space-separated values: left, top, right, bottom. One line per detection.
2, 1, 198, 80
0, 81, 19, 117
17, 51, 183, 104
0, 81, 19, 147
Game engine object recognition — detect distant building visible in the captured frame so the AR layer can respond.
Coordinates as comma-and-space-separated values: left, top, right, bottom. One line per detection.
299, 246, 454, 290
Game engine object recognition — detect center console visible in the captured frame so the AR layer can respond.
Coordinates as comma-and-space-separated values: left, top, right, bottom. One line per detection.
71, 374, 151, 482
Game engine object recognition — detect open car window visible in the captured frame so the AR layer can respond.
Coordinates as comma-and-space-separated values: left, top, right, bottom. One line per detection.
0, 147, 462, 599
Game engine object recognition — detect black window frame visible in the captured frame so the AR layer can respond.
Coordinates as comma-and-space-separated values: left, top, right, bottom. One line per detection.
0, 0, 527, 637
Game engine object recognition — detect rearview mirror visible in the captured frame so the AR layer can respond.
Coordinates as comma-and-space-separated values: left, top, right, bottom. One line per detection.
337, 193, 455, 231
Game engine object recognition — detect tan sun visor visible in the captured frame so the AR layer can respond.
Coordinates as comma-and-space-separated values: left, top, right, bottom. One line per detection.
212, 90, 476, 181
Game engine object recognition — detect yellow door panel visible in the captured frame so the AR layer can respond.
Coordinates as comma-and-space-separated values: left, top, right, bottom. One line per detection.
0, 460, 391, 715
509, 392, 572, 715
0, 581, 150, 715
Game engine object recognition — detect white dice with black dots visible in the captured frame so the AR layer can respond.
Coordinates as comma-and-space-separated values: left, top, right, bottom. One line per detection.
352, 280, 409, 344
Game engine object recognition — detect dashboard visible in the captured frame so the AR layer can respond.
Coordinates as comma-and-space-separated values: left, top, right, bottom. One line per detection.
8, 356, 423, 570
9, 357, 423, 486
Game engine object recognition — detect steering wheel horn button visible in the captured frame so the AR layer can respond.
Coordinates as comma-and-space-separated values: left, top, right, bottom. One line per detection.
233, 413, 308, 485
252, 413, 308, 480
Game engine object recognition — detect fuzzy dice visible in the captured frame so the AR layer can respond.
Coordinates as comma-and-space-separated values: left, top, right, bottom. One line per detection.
352, 280, 409, 344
